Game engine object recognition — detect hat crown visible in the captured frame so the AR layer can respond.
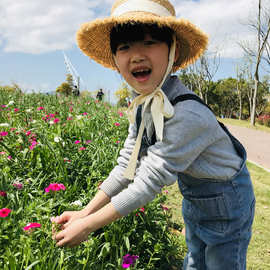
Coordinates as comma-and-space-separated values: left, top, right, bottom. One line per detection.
111, 0, 176, 17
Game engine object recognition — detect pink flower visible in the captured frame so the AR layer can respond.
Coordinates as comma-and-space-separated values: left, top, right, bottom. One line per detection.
67, 117, 73, 121
26, 131, 31, 136
0, 151, 6, 155
45, 183, 66, 193
7, 156, 12, 160
23, 222, 41, 231
85, 140, 92, 144
82, 112, 88, 115
29, 141, 38, 150
0, 208, 11, 217
13, 182, 23, 190
37, 107, 44, 111
114, 122, 120, 127
163, 190, 169, 194
0, 191, 7, 197
116, 140, 120, 144
79, 147, 86, 151
54, 118, 60, 124
135, 207, 145, 216
122, 254, 139, 269
74, 140, 81, 144
0, 131, 8, 137
118, 112, 124, 117
14, 108, 19, 112
161, 204, 169, 211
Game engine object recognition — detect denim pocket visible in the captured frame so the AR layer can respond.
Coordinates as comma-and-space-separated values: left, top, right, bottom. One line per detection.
185, 193, 229, 233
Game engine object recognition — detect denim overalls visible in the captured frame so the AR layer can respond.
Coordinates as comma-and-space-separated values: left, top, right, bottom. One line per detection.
136, 95, 256, 270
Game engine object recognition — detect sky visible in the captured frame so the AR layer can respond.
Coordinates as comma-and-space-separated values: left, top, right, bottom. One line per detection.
0, 0, 265, 103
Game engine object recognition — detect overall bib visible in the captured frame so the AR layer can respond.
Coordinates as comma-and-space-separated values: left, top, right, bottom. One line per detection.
178, 124, 255, 270
136, 94, 256, 270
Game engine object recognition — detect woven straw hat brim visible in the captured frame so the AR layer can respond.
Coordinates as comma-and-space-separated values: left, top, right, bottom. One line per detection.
76, 13, 208, 72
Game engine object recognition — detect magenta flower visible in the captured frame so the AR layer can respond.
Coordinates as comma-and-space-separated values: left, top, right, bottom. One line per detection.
37, 106, 44, 111
13, 182, 23, 190
7, 156, 12, 160
122, 254, 139, 269
161, 204, 169, 211
0, 131, 8, 137
45, 183, 66, 193
118, 112, 124, 117
114, 122, 120, 127
0, 208, 11, 217
23, 222, 41, 231
14, 108, 19, 112
74, 140, 81, 144
26, 131, 31, 136
54, 118, 60, 124
29, 141, 38, 150
79, 147, 86, 151
82, 112, 88, 115
0, 191, 7, 197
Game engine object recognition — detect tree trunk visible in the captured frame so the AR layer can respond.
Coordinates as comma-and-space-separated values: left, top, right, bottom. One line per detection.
251, 75, 259, 125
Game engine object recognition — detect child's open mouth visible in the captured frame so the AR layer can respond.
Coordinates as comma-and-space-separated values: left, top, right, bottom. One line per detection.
132, 68, 151, 82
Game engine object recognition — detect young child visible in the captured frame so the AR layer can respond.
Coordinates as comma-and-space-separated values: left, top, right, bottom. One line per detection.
52, 0, 255, 269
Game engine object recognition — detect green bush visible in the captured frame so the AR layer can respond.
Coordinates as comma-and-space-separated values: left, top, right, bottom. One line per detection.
0, 91, 184, 269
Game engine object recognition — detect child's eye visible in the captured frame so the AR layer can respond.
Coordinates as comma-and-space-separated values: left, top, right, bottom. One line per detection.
144, 40, 157, 46
117, 44, 130, 51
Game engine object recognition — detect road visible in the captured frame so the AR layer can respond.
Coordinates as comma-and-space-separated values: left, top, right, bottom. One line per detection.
226, 124, 270, 172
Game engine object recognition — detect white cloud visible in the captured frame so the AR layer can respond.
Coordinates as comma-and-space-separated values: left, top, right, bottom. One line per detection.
0, 0, 267, 59
171, 0, 260, 58
0, 0, 109, 54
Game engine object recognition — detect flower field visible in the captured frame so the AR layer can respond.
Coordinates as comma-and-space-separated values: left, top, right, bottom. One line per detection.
0, 90, 184, 270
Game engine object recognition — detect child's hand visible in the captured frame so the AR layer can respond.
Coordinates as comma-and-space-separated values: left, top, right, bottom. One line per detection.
51, 210, 88, 237
53, 217, 92, 248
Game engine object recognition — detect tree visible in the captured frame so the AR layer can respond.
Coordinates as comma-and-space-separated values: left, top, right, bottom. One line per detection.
56, 74, 73, 96
115, 82, 131, 107
184, 51, 220, 104
239, 0, 270, 125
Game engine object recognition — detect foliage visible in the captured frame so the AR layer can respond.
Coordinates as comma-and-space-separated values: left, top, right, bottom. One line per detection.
0, 91, 184, 269
115, 83, 131, 108
56, 74, 74, 96
0, 83, 22, 93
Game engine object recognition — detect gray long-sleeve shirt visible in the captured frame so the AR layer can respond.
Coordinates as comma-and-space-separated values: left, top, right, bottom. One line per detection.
100, 76, 242, 216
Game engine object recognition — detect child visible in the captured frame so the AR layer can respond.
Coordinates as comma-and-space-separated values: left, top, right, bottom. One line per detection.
52, 0, 255, 269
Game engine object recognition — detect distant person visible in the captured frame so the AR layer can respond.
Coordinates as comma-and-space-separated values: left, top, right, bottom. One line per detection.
96, 88, 104, 101
52, 0, 255, 269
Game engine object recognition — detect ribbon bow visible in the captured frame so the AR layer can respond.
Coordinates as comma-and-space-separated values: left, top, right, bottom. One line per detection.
123, 89, 174, 180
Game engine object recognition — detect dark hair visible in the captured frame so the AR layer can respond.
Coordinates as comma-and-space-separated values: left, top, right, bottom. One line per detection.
110, 23, 174, 55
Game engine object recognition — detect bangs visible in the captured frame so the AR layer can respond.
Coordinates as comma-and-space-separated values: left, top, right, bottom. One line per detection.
110, 23, 173, 54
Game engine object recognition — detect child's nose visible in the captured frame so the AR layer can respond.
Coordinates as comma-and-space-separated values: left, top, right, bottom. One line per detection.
130, 46, 146, 63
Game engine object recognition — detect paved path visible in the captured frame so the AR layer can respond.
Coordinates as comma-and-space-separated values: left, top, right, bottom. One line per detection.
226, 124, 270, 172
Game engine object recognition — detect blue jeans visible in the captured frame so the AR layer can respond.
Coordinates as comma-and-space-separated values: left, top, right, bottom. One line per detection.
178, 132, 255, 269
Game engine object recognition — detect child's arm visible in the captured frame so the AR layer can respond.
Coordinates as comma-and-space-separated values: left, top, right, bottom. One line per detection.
51, 190, 111, 226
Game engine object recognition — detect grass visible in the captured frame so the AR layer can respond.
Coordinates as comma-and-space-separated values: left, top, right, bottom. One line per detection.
218, 118, 270, 133
165, 162, 270, 269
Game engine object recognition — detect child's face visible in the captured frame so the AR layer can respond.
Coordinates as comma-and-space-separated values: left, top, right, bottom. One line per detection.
114, 34, 171, 95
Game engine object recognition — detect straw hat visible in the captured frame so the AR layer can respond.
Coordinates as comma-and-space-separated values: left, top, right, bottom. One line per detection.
76, 0, 208, 72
